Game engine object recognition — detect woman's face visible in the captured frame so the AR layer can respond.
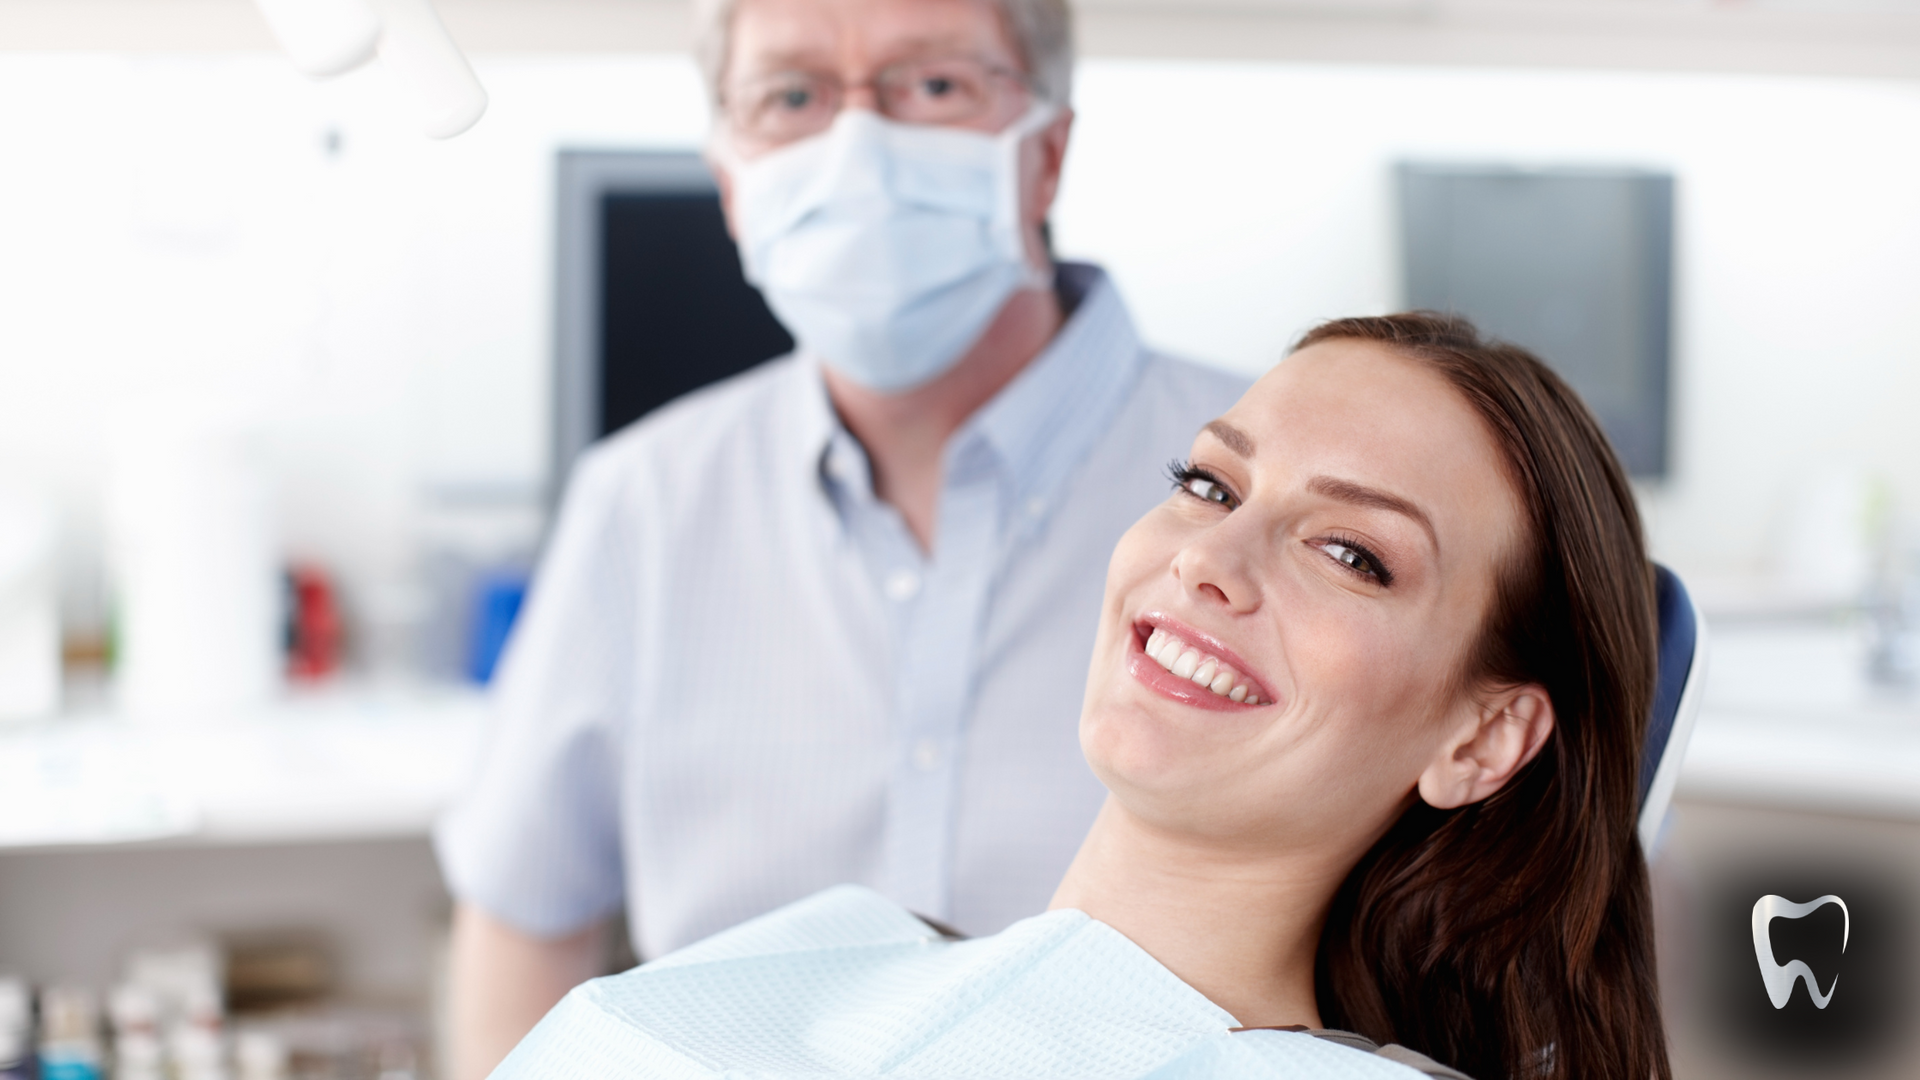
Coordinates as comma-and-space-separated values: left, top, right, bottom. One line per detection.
1081, 338, 1527, 852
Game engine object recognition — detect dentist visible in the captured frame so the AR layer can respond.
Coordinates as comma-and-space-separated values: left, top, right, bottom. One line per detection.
435, 0, 1247, 1074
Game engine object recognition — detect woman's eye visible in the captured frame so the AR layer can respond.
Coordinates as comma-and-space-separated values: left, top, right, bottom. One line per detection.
1319, 540, 1392, 586
1186, 478, 1232, 505
1166, 462, 1239, 510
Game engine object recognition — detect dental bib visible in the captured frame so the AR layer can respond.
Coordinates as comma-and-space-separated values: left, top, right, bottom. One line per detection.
493, 885, 1429, 1079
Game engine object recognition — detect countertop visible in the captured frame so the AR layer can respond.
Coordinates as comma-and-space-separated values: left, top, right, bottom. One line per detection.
2, 620, 1916, 852
1678, 620, 1920, 819
0, 683, 487, 850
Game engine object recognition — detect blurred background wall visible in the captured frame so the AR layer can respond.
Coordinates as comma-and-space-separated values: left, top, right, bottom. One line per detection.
2, 44, 1917, 641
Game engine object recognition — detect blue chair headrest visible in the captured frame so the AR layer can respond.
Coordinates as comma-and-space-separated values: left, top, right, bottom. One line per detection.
1641, 565, 1696, 806
1638, 564, 1702, 852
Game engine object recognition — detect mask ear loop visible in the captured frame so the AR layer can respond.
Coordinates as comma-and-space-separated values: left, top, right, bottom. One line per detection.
995, 102, 1062, 292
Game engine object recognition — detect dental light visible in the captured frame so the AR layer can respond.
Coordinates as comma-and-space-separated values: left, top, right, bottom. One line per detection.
251, 0, 487, 138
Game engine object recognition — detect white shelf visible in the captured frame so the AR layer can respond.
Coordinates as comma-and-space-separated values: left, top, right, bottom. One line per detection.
0, 685, 488, 851
1678, 622, 1920, 820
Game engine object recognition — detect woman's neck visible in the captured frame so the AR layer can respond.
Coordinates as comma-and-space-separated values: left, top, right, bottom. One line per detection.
1047, 798, 1352, 1029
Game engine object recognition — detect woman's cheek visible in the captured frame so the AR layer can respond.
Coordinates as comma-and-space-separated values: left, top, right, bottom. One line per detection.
1321, 626, 1445, 752
1110, 501, 1193, 581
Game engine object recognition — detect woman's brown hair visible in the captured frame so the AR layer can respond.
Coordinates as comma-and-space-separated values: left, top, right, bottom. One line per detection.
1298, 314, 1669, 1080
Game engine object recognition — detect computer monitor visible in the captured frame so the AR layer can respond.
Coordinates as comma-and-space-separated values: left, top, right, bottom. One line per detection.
552, 150, 795, 493
1398, 164, 1675, 478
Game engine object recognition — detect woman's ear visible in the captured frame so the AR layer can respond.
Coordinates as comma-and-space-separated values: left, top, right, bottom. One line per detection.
1417, 685, 1555, 810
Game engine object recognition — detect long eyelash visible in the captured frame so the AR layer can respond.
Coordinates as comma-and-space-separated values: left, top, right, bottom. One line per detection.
1327, 532, 1395, 588
1166, 459, 1226, 490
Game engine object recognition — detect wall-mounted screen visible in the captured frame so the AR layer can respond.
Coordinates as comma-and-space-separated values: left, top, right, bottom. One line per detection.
552, 151, 794, 491
1398, 164, 1675, 477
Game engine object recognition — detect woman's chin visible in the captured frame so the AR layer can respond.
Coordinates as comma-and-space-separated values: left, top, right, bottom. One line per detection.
1083, 707, 1233, 804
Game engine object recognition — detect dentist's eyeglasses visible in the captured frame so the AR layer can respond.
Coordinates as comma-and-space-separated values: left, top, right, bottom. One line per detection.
722, 56, 1032, 148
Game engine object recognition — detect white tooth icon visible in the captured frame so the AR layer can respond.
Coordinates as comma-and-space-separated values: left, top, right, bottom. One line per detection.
1752, 893, 1849, 1010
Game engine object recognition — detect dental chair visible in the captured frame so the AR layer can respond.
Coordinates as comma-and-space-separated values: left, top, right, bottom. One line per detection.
1637, 564, 1709, 854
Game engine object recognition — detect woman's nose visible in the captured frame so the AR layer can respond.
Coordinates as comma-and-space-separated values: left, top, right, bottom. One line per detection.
1171, 521, 1261, 613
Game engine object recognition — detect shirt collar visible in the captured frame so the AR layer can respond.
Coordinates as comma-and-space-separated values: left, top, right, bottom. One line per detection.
958, 263, 1147, 517
793, 354, 873, 503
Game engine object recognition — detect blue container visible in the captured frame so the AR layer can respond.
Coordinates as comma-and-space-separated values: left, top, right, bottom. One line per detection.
466, 571, 530, 685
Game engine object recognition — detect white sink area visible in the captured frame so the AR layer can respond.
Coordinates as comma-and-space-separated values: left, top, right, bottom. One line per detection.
1679, 620, 1920, 818
0, 684, 488, 850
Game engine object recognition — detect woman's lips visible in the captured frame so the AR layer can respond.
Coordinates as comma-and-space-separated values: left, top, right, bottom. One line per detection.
1126, 614, 1274, 712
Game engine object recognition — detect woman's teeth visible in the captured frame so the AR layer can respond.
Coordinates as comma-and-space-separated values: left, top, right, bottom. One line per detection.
1143, 628, 1261, 705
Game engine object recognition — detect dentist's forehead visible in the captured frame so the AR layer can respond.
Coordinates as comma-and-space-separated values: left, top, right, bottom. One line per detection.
729, 0, 1018, 74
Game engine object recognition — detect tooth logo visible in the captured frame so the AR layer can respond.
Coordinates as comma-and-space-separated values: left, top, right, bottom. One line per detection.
1752, 894, 1849, 1010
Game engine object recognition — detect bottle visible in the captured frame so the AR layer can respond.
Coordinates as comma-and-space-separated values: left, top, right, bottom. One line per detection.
166, 983, 226, 1080
36, 988, 101, 1080
106, 985, 161, 1080
0, 977, 32, 1079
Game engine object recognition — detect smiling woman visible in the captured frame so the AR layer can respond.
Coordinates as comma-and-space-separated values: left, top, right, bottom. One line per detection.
488, 313, 1667, 1080
1065, 313, 1666, 1080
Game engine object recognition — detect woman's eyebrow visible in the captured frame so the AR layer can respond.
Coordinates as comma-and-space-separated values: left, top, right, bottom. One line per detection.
1203, 420, 1254, 457
1307, 475, 1438, 552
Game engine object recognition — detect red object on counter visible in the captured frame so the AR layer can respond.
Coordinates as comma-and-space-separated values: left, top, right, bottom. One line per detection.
287, 565, 344, 681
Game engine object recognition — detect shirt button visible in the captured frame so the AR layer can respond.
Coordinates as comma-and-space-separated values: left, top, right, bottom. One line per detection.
885, 569, 921, 602
911, 738, 942, 771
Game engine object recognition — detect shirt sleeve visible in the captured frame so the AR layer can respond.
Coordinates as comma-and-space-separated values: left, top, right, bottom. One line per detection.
434, 445, 639, 937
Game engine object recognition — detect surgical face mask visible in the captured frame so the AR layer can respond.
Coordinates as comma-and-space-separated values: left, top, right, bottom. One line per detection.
723, 104, 1058, 393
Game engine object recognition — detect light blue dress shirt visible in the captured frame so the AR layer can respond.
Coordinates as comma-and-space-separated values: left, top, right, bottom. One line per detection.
491, 886, 1433, 1080
435, 264, 1251, 958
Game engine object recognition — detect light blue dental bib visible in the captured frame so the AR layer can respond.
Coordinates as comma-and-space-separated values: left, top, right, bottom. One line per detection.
492, 885, 1425, 1080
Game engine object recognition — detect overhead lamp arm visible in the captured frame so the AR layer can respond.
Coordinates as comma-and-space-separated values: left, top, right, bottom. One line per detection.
251, 0, 488, 139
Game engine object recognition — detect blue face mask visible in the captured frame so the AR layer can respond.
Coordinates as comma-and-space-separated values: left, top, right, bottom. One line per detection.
726, 105, 1058, 393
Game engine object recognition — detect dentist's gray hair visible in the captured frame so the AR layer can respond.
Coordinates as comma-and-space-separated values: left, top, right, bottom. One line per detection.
691, 0, 1074, 107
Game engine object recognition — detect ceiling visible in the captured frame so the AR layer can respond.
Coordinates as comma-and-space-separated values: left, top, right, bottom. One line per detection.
2, 0, 1918, 78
